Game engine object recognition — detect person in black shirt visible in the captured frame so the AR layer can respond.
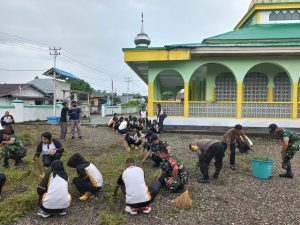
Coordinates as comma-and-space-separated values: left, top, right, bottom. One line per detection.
124, 128, 143, 152
60, 102, 69, 142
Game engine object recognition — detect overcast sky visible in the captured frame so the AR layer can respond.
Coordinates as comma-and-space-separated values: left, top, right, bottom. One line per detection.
0, 0, 250, 95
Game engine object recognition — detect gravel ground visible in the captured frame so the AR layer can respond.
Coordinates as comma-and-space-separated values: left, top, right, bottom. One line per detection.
10, 123, 300, 225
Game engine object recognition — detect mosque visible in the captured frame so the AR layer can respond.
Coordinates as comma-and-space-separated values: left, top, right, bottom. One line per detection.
123, 0, 300, 128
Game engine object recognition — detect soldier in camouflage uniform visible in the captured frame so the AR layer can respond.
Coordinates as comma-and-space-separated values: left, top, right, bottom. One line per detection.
0, 132, 26, 167
157, 146, 188, 193
269, 124, 300, 178
142, 134, 171, 167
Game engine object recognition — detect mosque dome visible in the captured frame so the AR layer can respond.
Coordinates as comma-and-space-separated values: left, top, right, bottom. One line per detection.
134, 13, 151, 48
249, 0, 300, 9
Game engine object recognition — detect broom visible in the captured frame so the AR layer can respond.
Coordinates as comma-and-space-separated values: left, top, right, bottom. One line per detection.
172, 183, 192, 209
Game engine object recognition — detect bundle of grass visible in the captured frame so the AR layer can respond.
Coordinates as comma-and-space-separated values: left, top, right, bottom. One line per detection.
173, 185, 192, 209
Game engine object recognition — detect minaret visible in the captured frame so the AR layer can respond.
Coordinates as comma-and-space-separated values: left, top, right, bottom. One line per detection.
134, 13, 151, 48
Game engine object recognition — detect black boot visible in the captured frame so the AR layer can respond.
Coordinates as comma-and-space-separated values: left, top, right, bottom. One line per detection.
279, 173, 293, 178
197, 175, 209, 183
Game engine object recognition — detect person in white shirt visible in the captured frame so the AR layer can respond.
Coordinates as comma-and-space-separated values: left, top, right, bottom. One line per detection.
37, 160, 71, 218
113, 158, 161, 215
68, 153, 103, 201
1, 111, 14, 128
140, 107, 148, 127
118, 118, 129, 135
34, 132, 64, 168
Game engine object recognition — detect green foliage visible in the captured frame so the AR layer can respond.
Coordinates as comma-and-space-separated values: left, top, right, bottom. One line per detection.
19, 132, 36, 147
97, 211, 125, 225
70, 79, 94, 100
121, 100, 140, 107
253, 156, 272, 161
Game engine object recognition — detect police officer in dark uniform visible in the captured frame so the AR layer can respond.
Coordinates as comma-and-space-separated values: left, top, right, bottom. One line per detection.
189, 139, 225, 183
142, 134, 171, 167
269, 123, 300, 178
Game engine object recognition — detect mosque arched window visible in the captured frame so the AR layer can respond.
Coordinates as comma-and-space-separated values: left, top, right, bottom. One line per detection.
269, 10, 300, 21
273, 73, 291, 102
243, 73, 268, 102
215, 73, 236, 101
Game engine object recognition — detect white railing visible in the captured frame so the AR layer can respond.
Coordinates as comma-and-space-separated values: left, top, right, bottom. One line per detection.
189, 102, 236, 118
242, 102, 292, 118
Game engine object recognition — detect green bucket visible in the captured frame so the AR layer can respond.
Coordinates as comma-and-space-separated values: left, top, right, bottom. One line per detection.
252, 157, 273, 179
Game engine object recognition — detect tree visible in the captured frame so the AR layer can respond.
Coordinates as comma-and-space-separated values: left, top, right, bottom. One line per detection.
69, 79, 94, 100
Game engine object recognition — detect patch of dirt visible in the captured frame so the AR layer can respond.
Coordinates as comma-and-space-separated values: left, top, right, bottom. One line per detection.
10, 123, 300, 225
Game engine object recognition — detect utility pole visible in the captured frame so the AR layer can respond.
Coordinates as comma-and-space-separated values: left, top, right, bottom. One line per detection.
124, 77, 132, 103
49, 47, 61, 117
111, 79, 114, 106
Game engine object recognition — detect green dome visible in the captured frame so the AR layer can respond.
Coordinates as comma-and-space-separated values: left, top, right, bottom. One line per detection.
249, 0, 300, 9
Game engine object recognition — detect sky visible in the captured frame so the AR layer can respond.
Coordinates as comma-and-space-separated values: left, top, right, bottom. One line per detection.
0, 0, 250, 95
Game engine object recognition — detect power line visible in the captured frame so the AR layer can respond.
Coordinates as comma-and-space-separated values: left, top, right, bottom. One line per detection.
0, 68, 46, 71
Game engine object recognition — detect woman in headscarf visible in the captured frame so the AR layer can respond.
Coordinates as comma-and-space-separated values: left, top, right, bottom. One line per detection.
37, 160, 71, 218
68, 153, 103, 201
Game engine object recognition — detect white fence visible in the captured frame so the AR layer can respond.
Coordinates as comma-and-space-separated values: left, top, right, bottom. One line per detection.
0, 100, 62, 123
101, 105, 140, 117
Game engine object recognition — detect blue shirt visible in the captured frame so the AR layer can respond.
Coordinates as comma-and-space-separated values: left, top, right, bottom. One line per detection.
69, 108, 81, 120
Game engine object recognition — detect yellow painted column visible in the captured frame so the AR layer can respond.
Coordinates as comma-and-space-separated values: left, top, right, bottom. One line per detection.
184, 82, 189, 118
148, 81, 154, 117
256, 12, 260, 23
211, 87, 215, 101
192, 80, 196, 101
268, 86, 273, 102
292, 82, 298, 120
237, 82, 242, 119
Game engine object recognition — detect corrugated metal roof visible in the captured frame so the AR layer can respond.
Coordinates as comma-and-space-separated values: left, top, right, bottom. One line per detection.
28, 79, 54, 94
43, 67, 80, 80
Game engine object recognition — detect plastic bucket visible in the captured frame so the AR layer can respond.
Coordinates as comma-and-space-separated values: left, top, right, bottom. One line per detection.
252, 158, 273, 179
47, 116, 60, 124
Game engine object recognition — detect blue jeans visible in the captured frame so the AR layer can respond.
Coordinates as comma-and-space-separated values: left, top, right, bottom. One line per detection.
222, 142, 236, 166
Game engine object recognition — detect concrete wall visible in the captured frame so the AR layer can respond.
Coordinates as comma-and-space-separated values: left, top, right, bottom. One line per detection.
56, 80, 71, 101
0, 100, 62, 123
101, 105, 140, 117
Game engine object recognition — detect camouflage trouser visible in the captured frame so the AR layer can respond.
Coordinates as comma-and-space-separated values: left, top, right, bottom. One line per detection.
150, 152, 161, 164
282, 141, 300, 173
161, 170, 188, 191
1, 145, 27, 162
142, 141, 151, 151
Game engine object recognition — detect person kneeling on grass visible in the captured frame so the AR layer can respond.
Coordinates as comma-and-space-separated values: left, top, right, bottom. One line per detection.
189, 139, 225, 183
67, 153, 103, 201
113, 158, 161, 215
157, 146, 188, 193
124, 128, 143, 152
0, 132, 26, 168
0, 173, 6, 200
34, 132, 64, 169
37, 160, 71, 218
142, 134, 171, 167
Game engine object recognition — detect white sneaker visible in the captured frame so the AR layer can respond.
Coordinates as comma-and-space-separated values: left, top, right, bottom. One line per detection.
59, 210, 67, 216
142, 206, 152, 214
125, 206, 131, 213
37, 208, 51, 218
